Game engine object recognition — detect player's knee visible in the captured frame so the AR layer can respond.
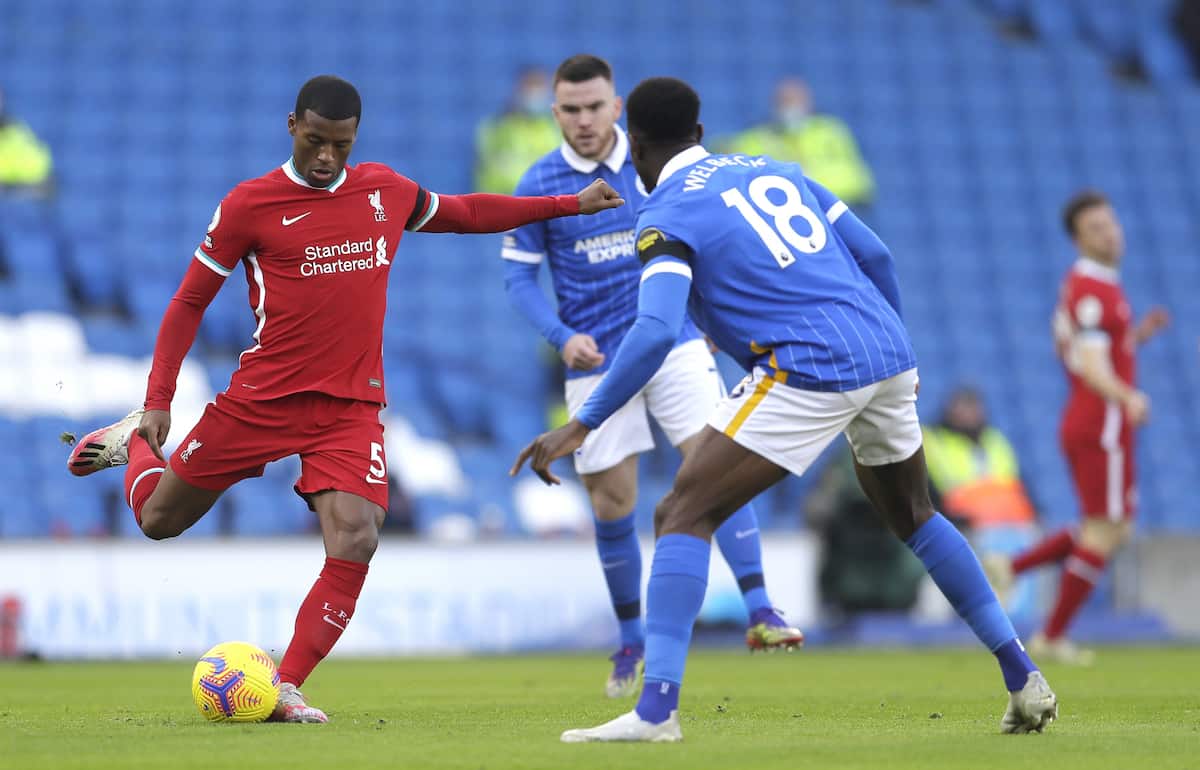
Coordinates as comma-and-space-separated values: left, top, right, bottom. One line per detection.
139, 505, 180, 541
340, 522, 379, 562
653, 490, 716, 539
584, 477, 636, 521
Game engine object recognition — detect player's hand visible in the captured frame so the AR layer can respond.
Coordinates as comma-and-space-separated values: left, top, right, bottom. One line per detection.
138, 409, 171, 462
1122, 390, 1150, 427
562, 333, 606, 371
510, 419, 591, 485
576, 179, 625, 215
1136, 306, 1170, 343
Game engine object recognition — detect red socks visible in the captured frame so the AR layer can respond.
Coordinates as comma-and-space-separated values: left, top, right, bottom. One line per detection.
278, 557, 369, 687
1011, 529, 1075, 575
124, 433, 165, 525
1044, 545, 1106, 640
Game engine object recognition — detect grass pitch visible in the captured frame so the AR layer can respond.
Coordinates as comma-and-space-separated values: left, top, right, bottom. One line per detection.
2, 646, 1197, 770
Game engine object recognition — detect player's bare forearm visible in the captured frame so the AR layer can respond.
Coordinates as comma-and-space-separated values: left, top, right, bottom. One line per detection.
510, 419, 590, 485
1134, 306, 1170, 346
1075, 344, 1140, 415
1077, 359, 1132, 403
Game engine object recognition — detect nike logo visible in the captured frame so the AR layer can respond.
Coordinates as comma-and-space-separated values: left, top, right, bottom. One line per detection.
365, 475, 388, 485
734, 528, 758, 539
282, 212, 312, 226
601, 560, 628, 570
321, 614, 346, 631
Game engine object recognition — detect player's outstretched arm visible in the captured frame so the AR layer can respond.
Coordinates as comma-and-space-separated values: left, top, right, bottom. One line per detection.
410, 179, 624, 235
805, 176, 903, 317
140, 259, 226, 460
1134, 306, 1170, 345
512, 256, 690, 484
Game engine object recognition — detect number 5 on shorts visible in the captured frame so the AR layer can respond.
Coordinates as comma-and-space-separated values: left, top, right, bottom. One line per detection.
366, 441, 387, 485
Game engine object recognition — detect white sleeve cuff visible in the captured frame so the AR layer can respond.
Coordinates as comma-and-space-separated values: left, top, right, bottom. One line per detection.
641, 260, 693, 283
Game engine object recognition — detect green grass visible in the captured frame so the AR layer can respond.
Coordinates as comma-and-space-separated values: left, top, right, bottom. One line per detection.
2, 647, 1198, 770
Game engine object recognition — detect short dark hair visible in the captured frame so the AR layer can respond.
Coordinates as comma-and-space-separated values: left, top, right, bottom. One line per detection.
295, 75, 362, 123
626, 77, 700, 145
1062, 189, 1109, 237
554, 54, 613, 85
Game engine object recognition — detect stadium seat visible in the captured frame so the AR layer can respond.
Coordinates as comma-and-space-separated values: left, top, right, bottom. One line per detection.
1, 0, 1199, 541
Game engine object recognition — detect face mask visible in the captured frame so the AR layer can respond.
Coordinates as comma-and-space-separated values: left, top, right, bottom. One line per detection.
777, 106, 809, 130
519, 88, 551, 115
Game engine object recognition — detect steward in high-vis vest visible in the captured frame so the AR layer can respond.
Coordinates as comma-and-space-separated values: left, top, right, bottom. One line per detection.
474, 68, 561, 194
721, 77, 874, 208
923, 387, 1036, 529
0, 87, 52, 196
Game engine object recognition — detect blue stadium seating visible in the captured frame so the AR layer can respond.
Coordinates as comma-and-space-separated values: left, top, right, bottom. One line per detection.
1, 0, 1198, 537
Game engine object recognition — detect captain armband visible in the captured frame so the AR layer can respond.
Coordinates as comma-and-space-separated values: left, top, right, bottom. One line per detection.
636, 227, 693, 265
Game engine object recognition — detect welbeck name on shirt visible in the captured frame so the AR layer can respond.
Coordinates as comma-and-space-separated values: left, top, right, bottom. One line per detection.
682, 155, 767, 192
576, 229, 635, 264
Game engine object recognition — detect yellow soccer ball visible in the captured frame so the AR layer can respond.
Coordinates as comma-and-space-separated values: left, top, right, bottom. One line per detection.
191, 641, 281, 722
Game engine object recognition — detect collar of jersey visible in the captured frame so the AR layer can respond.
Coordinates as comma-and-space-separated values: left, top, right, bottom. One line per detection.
282, 158, 349, 193
1074, 256, 1119, 284
560, 125, 629, 174
657, 145, 711, 187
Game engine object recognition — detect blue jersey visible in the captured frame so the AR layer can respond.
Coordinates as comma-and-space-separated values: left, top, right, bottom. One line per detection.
636, 148, 915, 392
503, 127, 699, 379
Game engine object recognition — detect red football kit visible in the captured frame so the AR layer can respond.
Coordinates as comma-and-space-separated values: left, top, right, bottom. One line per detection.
146, 159, 580, 507
1054, 258, 1137, 520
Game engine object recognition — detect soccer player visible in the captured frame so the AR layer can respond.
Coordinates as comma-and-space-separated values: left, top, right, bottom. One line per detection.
503, 55, 802, 697
66, 75, 623, 723
513, 77, 1058, 741
984, 190, 1168, 665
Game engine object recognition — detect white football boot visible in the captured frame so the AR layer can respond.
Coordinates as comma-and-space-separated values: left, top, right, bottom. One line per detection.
1000, 671, 1058, 734
269, 683, 329, 723
66, 409, 144, 476
561, 710, 682, 743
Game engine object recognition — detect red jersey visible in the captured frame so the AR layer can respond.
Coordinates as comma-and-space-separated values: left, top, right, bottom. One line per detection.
1054, 258, 1135, 443
194, 161, 425, 404
143, 159, 580, 411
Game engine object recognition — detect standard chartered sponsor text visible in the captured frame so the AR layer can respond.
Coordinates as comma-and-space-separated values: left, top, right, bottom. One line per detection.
301, 236, 386, 276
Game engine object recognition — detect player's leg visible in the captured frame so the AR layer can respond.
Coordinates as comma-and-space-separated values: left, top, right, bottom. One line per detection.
645, 340, 801, 650
566, 374, 657, 697
562, 427, 788, 743
67, 405, 241, 538
565, 367, 856, 742
1029, 437, 1132, 664
674, 431, 802, 650
270, 396, 387, 723
985, 439, 1092, 600
580, 456, 647, 697
846, 371, 1055, 733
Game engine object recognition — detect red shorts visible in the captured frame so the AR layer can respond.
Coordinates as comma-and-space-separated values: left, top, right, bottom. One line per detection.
1063, 434, 1136, 521
169, 391, 389, 510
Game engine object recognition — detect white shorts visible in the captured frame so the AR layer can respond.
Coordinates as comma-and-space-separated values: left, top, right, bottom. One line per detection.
709, 367, 922, 476
565, 339, 723, 475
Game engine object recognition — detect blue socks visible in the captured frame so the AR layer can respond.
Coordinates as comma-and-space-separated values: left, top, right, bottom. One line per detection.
636, 534, 710, 724
714, 503, 772, 612
594, 514, 644, 647
907, 513, 1037, 692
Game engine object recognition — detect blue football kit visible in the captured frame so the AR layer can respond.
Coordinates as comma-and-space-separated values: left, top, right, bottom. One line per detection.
502, 132, 792, 660
576, 147, 916, 427
502, 126, 699, 379
557, 146, 1038, 729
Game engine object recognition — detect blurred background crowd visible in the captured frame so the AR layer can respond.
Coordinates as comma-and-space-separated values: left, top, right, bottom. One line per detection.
1, 0, 1198, 621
